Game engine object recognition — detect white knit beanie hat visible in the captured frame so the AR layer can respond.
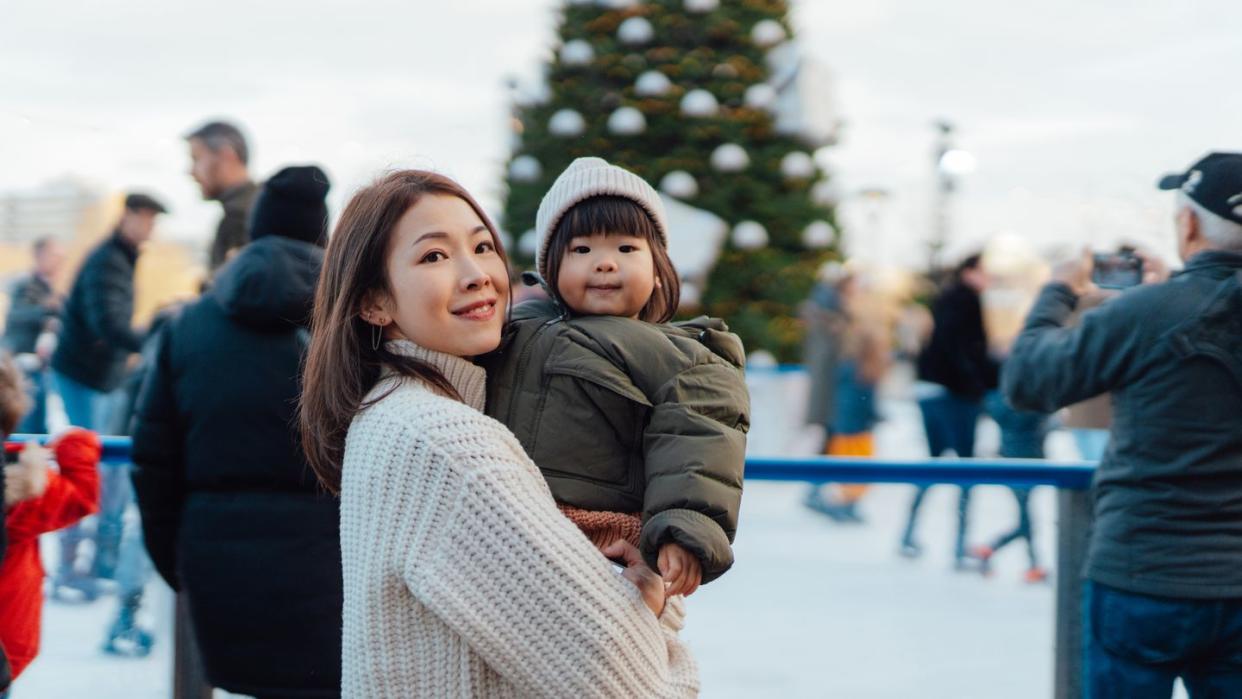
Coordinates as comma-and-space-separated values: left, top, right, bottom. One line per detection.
534, 157, 669, 280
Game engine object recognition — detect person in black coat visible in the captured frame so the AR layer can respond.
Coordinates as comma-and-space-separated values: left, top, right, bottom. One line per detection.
899, 254, 998, 567
131, 166, 341, 698
49, 193, 166, 598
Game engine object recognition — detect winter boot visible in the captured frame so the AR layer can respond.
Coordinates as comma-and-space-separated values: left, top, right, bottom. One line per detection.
102, 592, 154, 658
51, 539, 97, 603
971, 545, 995, 577
1023, 567, 1049, 584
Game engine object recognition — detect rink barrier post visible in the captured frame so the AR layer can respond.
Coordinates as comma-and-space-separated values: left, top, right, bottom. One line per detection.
174, 593, 213, 699
8, 435, 1097, 699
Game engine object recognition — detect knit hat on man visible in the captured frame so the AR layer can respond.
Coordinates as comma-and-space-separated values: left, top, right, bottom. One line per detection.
534, 157, 668, 279
248, 165, 331, 246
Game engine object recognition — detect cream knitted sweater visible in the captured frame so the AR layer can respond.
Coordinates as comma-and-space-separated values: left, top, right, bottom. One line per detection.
339, 341, 699, 698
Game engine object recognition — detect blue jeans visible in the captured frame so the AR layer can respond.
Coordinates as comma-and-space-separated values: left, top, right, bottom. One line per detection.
1085, 581, 1242, 698
51, 372, 144, 588
53, 371, 111, 431
903, 392, 981, 558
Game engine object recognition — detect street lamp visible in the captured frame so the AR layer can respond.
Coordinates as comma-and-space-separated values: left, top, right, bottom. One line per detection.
929, 120, 973, 271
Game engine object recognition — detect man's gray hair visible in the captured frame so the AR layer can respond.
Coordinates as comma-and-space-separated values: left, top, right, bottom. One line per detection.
1179, 192, 1242, 251
184, 120, 249, 165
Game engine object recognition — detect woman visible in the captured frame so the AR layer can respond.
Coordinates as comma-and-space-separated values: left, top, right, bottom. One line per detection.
131, 166, 342, 697
299, 170, 698, 698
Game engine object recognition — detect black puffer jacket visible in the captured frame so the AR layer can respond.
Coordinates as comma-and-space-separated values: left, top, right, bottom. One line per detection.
131, 236, 340, 698
917, 282, 998, 400
51, 233, 144, 391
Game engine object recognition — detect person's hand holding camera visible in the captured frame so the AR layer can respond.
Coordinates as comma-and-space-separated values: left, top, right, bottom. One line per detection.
1052, 247, 1097, 297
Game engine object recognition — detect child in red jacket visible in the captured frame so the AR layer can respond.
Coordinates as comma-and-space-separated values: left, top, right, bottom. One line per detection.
1, 354, 101, 682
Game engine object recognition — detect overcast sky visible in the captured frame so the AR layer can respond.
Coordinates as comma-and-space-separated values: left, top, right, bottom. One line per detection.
3, 0, 1239, 268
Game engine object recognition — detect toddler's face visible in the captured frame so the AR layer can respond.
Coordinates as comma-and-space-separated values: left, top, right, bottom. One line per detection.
556, 232, 656, 318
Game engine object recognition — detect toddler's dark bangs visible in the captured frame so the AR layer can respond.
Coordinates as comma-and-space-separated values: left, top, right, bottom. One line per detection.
554, 196, 660, 245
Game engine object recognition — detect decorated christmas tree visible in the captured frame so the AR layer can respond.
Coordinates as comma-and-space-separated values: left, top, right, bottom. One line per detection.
502, 0, 841, 361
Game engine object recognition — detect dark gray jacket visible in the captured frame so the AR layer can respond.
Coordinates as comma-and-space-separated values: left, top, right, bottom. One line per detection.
3, 273, 57, 355
1003, 250, 1242, 599
209, 181, 259, 273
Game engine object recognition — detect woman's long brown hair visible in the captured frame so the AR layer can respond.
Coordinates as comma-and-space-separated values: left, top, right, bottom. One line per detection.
299, 170, 509, 494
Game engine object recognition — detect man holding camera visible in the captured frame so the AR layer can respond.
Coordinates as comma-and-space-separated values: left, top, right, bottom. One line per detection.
1004, 152, 1242, 697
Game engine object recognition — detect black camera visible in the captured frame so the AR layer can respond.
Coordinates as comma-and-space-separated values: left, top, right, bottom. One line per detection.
1091, 251, 1143, 289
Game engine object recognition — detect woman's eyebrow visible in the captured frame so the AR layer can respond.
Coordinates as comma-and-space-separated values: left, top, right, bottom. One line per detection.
412, 231, 448, 247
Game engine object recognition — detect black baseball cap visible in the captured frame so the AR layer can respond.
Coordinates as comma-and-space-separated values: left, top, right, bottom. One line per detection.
124, 192, 168, 214
1157, 152, 1242, 225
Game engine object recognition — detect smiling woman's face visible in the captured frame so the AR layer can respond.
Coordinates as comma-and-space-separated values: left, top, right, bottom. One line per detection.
371, 194, 509, 358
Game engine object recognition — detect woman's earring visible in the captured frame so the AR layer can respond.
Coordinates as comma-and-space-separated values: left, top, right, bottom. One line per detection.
370, 323, 382, 351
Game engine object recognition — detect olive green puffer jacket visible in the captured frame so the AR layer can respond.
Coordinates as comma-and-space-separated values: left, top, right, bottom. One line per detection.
482, 298, 750, 584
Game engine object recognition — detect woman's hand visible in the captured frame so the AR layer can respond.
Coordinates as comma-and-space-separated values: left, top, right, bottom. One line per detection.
601, 540, 666, 617
658, 543, 702, 597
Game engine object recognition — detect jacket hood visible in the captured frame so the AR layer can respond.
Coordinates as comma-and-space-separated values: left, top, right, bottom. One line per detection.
212, 236, 323, 329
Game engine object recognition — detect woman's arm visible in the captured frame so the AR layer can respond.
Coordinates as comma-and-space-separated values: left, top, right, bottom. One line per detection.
403, 425, 699, 698
640, 359, 749, 585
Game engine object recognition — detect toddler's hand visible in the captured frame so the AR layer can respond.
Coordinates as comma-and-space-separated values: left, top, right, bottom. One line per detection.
658, 543, 702, 597
602, 540, 666, 617
5, 443, 51, 506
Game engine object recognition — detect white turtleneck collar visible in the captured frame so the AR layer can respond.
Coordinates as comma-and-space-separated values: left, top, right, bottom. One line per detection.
384, 339, 487, 412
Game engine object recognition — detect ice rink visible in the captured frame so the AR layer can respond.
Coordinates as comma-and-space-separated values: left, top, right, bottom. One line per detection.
18, 370, 1124, 698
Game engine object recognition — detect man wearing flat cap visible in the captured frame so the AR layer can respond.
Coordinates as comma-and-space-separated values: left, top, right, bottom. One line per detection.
49, 191, 166, 597
1003, 153, 1242, 697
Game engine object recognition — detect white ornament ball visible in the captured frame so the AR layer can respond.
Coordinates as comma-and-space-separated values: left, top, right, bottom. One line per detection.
509, 155, 542, 183
751, 19, 787, 48
711, 143, 750, 172
607, 106, 646, 136
660, 170, 699, 199
549, 109, 586, 137
684, 0, 719, 12
802, 221, 836, 249
744, 83, 777, 110
811, 179, 840, 207
680, 89, 720, 118
781, 151, 816, 180
617, 17, 654, 45
519, 229, 539, 258
635, 70, 672, 97
732, 220, 769, 250
679, 282, 702, 308
560, 40, 594, 67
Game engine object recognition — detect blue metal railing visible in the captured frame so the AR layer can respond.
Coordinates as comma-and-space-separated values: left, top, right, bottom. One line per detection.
9, 434, 1096, 489
745, 455, 1094, 489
